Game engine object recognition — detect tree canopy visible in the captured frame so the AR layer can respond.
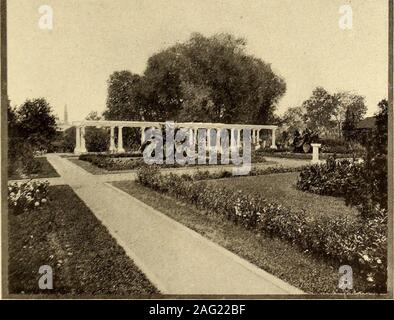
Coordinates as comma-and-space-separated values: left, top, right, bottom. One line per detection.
11, 98, 58, 149
104, 33, 286, 124
282, 87, 367, 138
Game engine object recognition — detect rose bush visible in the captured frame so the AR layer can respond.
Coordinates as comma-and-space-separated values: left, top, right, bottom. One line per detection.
8, 180, 49, 215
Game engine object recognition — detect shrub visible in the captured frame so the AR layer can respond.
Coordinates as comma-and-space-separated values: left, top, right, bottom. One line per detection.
297, 156, 386, 218
319, 138, 364, 156
85, 128, 109, 152
137, 166, 387, 292
8, 138, 42, 177
8, 180, 49, 215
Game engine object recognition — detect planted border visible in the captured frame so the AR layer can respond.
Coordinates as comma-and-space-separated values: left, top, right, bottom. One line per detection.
137, 166, 387, 292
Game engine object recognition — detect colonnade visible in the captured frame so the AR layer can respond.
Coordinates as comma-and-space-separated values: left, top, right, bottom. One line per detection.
73, 120, 277, 154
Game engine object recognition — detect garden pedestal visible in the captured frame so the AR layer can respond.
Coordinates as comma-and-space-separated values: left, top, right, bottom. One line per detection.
311, 143, 322, 164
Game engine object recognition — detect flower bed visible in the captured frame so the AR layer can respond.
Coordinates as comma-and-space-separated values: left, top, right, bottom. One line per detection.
79, 154, 145, 171
137, 166, 387, 292
8, 180, 50, 215
79, 152, 268, 171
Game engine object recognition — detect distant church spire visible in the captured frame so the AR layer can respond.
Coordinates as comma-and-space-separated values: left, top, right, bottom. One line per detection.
64, 104, 69, 124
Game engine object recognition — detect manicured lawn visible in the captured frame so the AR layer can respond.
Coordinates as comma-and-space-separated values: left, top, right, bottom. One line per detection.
9, 157, 60, 180
203, 172, 360, 220
112, 180, 371, 293
8, 185, 158, 297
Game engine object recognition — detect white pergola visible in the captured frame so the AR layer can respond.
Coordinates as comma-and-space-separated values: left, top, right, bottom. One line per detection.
72, 120, 278, 154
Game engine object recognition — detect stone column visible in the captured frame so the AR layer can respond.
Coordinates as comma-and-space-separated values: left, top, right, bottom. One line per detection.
255, 129, 261, 150
230, 128, 237, 151
80, 126, 87, 153
117, 126, 125, 153
74, 126, 81, 154
188, 128, 195, 155
207, 128, 211, 151
216, 128, 221, 153
270, 128, 277, 149
141, 127, 146, 144
109, 126, 116, 153
193, 128, 198, 146
311, 143, 322, 164
237, 129, 241, 148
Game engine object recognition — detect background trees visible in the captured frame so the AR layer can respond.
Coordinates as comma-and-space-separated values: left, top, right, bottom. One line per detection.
281, 87, 367, 140
302, 87, 338, 136
104, 33, 286, 124
13, 98, 58, 149
335, 92, 367, 139
8, 98, 57, 176
103, 71, 142, 121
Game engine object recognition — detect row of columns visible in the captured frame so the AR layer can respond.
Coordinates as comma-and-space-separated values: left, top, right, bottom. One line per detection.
74, 125, 277, 154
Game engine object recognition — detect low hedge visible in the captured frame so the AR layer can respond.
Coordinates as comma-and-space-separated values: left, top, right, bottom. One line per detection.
319, 138, 365, 156
79, 154, 145, 171
188, 165, 307, 181
137, 166, 387, 292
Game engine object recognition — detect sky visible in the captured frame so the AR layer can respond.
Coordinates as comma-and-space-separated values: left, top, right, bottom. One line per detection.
8, 0, 389, 122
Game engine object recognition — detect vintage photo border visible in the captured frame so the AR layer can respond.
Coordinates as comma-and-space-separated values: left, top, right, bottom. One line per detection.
0, 0, 393, 300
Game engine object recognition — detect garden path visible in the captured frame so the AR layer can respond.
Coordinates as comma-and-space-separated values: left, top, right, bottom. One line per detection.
43, 154, 304, 295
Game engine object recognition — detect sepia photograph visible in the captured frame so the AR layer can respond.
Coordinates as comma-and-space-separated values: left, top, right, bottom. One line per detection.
0, 0, 392, 303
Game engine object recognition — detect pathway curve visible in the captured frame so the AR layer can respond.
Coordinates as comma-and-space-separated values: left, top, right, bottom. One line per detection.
42, 154, 304, 295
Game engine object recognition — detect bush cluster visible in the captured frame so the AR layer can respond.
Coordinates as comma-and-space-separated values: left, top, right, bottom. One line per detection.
8, 180, 49, 215
137, 166, 387, 292
79, 154, 145, 171
319, 138, 364, 156
8, 138, 42, 177
297, 157, 387, 217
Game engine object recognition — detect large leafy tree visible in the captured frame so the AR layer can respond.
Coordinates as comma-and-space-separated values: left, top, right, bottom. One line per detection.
15, 98, 57, 149
335, 91, 367, 137
103, 71, 142, 120
302, 87, 338, 135
104, 33, 286, 124
281, 106, 308, 134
